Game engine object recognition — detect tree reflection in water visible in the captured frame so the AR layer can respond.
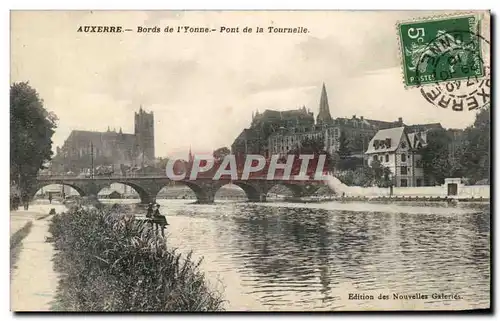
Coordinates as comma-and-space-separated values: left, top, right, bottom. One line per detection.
225, 203, 490, 308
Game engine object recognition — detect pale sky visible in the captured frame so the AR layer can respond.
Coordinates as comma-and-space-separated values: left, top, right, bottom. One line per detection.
10, 10, 484, 159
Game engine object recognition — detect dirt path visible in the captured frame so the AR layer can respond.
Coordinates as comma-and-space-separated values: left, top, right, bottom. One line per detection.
10, 216, 58, 311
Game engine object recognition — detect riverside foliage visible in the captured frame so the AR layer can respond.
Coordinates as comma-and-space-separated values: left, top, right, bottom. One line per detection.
10, 82, 58, 195
48, 205, 224, 311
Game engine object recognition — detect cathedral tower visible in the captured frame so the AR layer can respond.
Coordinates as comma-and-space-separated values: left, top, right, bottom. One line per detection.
134, 106, 155, 162
316, 83, 333, 125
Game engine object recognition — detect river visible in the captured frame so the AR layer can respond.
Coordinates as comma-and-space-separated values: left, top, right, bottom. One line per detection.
35, 199, 491, 311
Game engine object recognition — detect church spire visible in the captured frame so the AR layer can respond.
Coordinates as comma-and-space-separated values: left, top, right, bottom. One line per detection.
188, 146, 193, 163
316, 83, 333, 125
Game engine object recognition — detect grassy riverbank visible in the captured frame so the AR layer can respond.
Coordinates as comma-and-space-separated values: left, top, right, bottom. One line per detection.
47, 204, 224, 311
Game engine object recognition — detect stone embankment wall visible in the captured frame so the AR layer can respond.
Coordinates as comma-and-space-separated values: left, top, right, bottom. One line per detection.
326, 176, 489, 199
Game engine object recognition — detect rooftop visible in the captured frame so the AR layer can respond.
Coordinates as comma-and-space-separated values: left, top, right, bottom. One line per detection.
365, 127, 405, 154
62, 129, 136, 148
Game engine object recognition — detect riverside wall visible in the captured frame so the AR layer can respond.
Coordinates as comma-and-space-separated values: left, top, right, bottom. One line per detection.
326, 176, 489, 199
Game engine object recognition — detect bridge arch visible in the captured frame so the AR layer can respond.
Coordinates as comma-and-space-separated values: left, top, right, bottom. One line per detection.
149, 181, 217, 204
30, 182, 86, 201
100, 181, 152, 204
213, 181, 263, 202
267, 182, 305, 199
151, 181, 265, 204
179, 181, 216, 204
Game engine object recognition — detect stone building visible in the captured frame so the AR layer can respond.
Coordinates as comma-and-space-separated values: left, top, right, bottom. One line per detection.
321, 116, 403, 157
365, 127, 429, 187
268, 125, 324, 155
52, 107, 155, 173
232, 82, 441, 170
266, 83, 403, 157
316, 83, 333, 125
231, 107, 315, 156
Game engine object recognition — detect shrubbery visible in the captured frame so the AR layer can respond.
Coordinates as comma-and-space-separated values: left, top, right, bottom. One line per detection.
336, 161, 391, 188
48, 205, 224, 311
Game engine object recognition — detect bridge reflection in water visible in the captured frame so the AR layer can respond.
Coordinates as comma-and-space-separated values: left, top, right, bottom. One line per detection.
34, 175, 325, 204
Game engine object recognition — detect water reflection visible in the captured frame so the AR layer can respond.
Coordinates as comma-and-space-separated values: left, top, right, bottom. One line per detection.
91, 199, 493, 310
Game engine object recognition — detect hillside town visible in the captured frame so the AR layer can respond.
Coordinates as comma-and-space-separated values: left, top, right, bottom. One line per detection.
27, 82, 488, 203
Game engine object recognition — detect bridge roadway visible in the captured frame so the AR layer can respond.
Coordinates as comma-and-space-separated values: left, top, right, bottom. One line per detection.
34, 175, 324, 204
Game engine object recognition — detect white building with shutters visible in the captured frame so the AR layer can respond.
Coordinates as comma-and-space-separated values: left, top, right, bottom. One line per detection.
365, 127, 428, 187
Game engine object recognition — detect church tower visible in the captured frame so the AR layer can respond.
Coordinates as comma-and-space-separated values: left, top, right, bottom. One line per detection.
134, 106, 155, 163
316, 83, 333, 125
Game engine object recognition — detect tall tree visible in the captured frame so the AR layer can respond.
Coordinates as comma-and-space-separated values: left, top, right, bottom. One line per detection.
10, 82, 57, 195
350, 133, 366, 153
421, 128, 452, 185
336, 131, 358, 171
288, 136, 325, 155
370, 158, 384, 181
370, 159, 392, 187
337, 131, 351, 158
154, 157, 170, 169
213, 147, 231, 162
287, 136, 335, 173
461, 106, 490, 183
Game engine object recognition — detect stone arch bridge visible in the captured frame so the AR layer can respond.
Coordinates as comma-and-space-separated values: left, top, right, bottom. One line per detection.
33, 176, 325, 204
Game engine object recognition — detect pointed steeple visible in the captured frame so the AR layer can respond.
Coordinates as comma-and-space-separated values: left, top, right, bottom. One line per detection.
119, 127, 123, 134
316, 83, 333, 125
107, 126, 110, 132
188, 146, 193, 162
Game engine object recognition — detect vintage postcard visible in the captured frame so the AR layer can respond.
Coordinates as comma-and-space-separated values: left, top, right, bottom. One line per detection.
10, 10, 491, 312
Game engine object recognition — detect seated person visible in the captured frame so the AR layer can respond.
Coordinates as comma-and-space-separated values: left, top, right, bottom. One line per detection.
153, 204, 168, 226
146, 203, 154, 218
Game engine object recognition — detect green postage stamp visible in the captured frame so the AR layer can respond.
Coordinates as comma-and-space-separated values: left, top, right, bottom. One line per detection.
398, 14, 485, 87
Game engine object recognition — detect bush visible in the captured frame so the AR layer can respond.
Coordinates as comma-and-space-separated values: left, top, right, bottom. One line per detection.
336, 161, 392, 188
79, 195, 104, 209
337, 168, 373, 187
48, 205, 224, 311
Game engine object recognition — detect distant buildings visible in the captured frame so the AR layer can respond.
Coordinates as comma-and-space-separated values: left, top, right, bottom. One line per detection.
231, 82, 449, 187
232, 83, 406, 158
97, 188, 122, 199
231, 107, 315, 155
52, 107, 155, 173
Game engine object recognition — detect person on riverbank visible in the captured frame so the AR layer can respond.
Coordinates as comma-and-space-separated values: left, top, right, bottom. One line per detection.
153, 203, 168, 237
10, 195, 20, 210
146, 203, 154, 218
22, 193, 29, 210
48, 193, 53, 204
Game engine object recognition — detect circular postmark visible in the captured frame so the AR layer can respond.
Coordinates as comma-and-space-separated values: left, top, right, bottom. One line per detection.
415, 30, 490, 112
